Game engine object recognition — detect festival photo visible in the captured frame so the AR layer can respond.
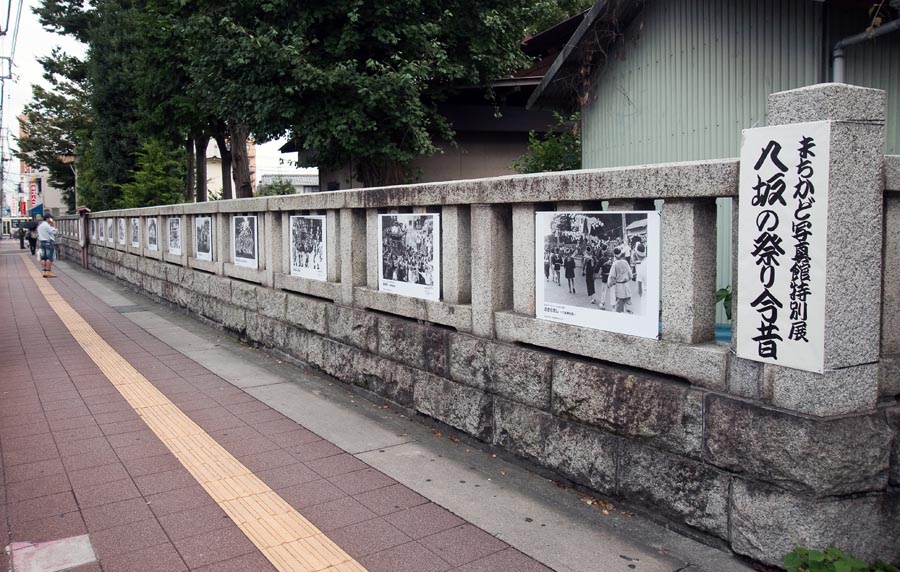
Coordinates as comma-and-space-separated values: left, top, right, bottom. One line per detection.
91, 219, 96, 240
168, 217, 182, 256
130, 218, 140, 247
535, 210, 660, 338
195, 216, 213, 261
290, 215, 327, 281
378, 214, 440, 301
147, 218, 158, 251
232, 215, 259, 269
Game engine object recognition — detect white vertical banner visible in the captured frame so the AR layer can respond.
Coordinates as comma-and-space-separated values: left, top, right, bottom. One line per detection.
736, 121, 830, 373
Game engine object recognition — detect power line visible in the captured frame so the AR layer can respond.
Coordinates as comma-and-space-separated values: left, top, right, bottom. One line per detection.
9, 0, 23, 62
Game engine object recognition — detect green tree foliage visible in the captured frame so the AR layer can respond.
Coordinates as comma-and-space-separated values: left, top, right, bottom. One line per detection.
513, 112, 581, 174
28, 0, 585, 203
256, 178, 296, 197
118, 138, 187, 208
16, 49, 92, 212
525, 0, 593, 35
88, 0, 143, 207
177, 0, 541, 187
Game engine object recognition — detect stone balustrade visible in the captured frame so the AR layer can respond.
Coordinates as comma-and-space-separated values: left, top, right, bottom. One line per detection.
56, 84, 900, 567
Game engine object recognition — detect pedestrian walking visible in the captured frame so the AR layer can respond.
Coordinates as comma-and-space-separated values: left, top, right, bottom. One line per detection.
582, 250, 597, 304
543, 251, 551, 282
551, 249, 562, 285
607, 247, 632, 313
17, 226, 26, 249
564, 251, 577, 294
37, 214, 58, 278
27, 226, 38, 255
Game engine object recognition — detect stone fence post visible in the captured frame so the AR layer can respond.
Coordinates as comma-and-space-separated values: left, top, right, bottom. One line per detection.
756, 84, 886, 416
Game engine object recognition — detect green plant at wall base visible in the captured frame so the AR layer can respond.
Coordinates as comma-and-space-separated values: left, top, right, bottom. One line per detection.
715, 285, 732, 321
784, 547, 900, 572
513, 112, 581, 174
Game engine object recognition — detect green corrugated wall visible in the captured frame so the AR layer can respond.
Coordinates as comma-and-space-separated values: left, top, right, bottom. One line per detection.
582, 0, 900, 323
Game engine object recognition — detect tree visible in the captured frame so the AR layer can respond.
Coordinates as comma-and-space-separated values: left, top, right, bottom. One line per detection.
178, 0, 540, 188
256, 177, 296, 197
118, 138, 186, 208
16, 49, 92, 212
525, 0, 593, 36
513, 113, 582, 174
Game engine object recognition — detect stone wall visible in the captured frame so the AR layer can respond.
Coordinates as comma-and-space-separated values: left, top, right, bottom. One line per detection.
54, 243, 900, 566
55, 84, 900, 567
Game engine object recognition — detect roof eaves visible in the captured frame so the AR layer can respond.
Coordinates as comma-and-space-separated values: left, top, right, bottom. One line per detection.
527, 0, 642, 110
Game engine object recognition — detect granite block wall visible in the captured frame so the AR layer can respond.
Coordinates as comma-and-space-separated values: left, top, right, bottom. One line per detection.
56, 242, 899, 567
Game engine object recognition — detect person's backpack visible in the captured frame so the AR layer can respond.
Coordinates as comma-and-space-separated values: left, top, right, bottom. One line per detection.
29, 229, 37, 239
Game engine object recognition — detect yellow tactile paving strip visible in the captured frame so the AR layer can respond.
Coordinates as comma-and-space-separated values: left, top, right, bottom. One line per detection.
23, 255, 367, 572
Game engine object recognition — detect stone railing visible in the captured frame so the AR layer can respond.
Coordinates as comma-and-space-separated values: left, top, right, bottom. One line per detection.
57, 84, 899, 566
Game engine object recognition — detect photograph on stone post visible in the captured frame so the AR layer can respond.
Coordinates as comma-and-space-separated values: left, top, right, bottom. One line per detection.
289, 215, 327, 281
535, 211, 661, 339
91, 219, 96, 240
232, 215, 259, 269
195, 216, 213, 261
130, 218, 140, 248
113, 219, 120, 245
167, 217, 182, 256
378, 213, 441, 301
97, 219, 104, 241
147, 218, 158, 251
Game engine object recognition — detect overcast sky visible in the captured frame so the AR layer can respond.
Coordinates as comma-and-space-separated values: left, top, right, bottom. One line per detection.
2, 0, 312, 208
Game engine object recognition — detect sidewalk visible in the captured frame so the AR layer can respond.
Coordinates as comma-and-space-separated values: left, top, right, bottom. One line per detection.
1, 240, 755, 572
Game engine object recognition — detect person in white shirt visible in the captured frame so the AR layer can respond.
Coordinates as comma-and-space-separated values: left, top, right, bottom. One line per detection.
37, 214, 58, 278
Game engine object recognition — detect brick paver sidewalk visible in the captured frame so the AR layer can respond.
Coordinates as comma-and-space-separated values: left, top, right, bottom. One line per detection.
0, 245, 552, 572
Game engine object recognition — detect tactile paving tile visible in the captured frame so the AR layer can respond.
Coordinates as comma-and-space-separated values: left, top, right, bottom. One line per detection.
23, 255, 368, 572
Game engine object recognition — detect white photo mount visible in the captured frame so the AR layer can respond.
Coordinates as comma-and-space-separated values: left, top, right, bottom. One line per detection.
290, 215, 327, 281
232, 215, 259, 269
377, 213, 441, 302
194, 216, 213, 261
535, 210, 661, 339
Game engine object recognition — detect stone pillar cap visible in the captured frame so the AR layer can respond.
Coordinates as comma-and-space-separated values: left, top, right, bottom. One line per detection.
767, 83, 886, 125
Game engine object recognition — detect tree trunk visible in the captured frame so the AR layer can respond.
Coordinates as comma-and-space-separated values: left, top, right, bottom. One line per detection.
213, 132, 233, 200
229, 121, 253, 198
357, 158, 406, 188
195, 134, 209, 202
185, 138, 195, 202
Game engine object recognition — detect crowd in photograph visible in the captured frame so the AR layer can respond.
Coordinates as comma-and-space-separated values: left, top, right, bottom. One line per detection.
293, 222, 324, 271
382, 218, 435, 286
543, 234, 648, 313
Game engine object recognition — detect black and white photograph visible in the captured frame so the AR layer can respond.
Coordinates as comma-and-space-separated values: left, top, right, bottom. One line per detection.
232, 215, 259, 269
290, 215, 327, 281
167, 217, 182, 256
147, 218, 158, 251
97, 219, 104, 241
195, 216, 213, 261
378, 214, 440, 301
112, 219, 119, 245
130, 218, 140, 248
535, 211, 661, 339
91, 219, 97, 241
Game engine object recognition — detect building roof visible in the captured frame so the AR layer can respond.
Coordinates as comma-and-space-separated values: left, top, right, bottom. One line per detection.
528, 0, 900, 110
259, 173, 319, 187
526, 0, 643, 110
